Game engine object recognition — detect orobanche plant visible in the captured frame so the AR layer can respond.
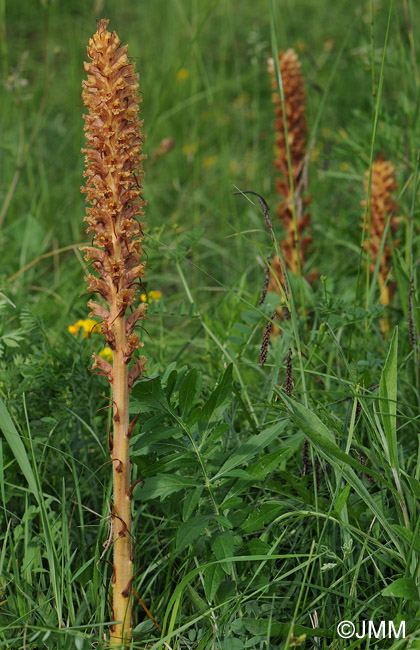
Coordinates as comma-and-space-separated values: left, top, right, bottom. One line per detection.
80, 18, 147, 647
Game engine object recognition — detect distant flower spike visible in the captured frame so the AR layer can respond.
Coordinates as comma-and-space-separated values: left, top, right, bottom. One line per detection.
80, 18, 148, 647
268, 49, 313, 293
362, 156, 400, 334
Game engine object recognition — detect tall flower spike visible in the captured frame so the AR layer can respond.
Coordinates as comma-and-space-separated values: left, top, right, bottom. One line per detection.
267, 50, 313, 297
81, 19, 147, 647
362, 155, 400, 335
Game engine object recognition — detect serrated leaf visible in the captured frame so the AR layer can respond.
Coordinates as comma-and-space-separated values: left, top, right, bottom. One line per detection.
213, 423, 286, 480
211, 532, 234, 574
382, 578, 419, 600
183, 486, 204, 522
240, 502, 283, 534
204, 563, 224, 602
131, 376, 169, 412
131, 426, 182, 457
221, 496, 243, 510
212, 514, 234, 529
176, 515, 210, 550
179, 368, 199, 418
246, 448, 287, 479
135, 474, 196, 501
198, 364, 233, 434
243, 538, 271, 555
220, 469, 251, 479
165, 369, 177, 401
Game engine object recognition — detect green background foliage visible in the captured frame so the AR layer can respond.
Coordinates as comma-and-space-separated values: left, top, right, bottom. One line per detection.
0, 0, 419, 648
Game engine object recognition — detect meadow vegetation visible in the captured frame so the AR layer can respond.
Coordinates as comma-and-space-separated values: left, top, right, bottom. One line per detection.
0, 1, 419, 648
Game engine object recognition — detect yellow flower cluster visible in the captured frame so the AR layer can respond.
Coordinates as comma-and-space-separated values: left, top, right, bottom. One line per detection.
68, 290, 161, 338
68, 318, 113, 362
99, 347, 113, 362
68, 318, 100, 338
176, 68, 189, 82
140, 290, 162, 303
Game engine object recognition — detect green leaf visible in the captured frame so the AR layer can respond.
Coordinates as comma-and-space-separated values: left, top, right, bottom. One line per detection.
204, 563, 224, 602
246, 448, 287, 479
234, 618, 331, 639
165, 369, 177, 401
279, 393, 377, 478
0, 399, 39, 498
392, 525, 420, 554
176, 515, 210, 550
0, 398, 61, 622
198, 364, 233, 434
211, 531, 234, 574
382, 578, 419, 601
221, 496, 243, 510
135, 474, 196, 501
407, 477, 420, 499
2, 329, 24, 348
179, 368, 199, 418
131, 376, 169, 412
335, 484, 351, 516
182, 486, 204, 522
379, 326, 398, 467
240, 502, 283, 534
213, 423, 286, 480
279, 393, 402, 553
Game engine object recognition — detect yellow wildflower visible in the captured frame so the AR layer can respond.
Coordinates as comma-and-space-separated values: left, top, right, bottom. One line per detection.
176, 68, 189, 82
202, 155, 218, 168
68, 318, 100, 338
140, 290, 162, 303
99, 346, 113, 362
182, 143, 197, 156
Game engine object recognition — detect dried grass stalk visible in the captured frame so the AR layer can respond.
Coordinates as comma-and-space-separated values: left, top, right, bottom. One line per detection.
81, 18, 147, 647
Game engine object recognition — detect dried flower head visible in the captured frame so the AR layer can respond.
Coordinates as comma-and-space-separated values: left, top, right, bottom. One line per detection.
268, 49, 313, 288
362, 156, 400, 311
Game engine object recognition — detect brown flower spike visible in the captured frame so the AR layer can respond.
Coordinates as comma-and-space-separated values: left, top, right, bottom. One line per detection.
81, 19, 147, 647
362, 156, 400, 334
268, 49, 312, 294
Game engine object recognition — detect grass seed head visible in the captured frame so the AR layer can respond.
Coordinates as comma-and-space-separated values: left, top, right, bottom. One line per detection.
259, 313, 276, 366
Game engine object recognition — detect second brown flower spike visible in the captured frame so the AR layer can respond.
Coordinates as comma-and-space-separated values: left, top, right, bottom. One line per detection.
268, 49, 312, 296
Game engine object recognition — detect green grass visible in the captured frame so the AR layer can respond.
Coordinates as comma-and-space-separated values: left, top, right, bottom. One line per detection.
0, 0, 419, 648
